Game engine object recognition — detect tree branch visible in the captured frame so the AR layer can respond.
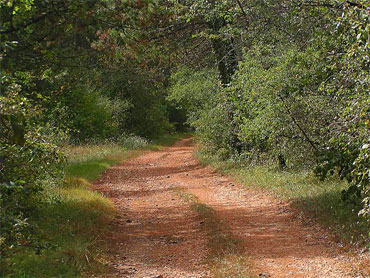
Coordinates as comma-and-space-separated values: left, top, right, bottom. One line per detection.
235, 0, 247, 17
278, 94, 320, 152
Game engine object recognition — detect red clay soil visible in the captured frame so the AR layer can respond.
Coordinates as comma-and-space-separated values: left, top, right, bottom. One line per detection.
93, 138, 370, 278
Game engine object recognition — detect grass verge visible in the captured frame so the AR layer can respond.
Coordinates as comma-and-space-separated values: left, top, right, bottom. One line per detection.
196, 152, 370, 248
175, 189, 251, 278
1, 133, 189, 278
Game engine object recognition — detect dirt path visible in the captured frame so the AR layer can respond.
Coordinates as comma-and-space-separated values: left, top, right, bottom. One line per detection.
94, 138, 369, 278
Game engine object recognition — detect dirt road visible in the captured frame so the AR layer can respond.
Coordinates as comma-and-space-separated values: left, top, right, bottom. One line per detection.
94, 138, 369, 278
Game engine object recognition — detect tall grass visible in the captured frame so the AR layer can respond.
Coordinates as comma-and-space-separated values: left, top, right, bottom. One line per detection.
1, 144, 121, 278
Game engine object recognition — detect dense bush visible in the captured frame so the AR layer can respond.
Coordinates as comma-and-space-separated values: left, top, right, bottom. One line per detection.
167, 67, 219, 123
59, 85, 130, 143
167, 1, 370, 224
168, 67, 234, 156
313, 2, 370, 212
228, 46, 331, 166
353, 145, 370, 219
99, 69, 175, 139
0, 78, 64, 253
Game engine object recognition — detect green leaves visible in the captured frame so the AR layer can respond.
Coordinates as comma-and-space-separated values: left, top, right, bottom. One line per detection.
171, 0, 370, 226
0, 72, 65, 254
352, 144, 370, 218
168, 66, 232, 153
167, 66, 218, 114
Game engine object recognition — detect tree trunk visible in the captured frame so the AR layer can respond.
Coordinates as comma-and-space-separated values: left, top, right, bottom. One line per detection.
209, 18, 242, 153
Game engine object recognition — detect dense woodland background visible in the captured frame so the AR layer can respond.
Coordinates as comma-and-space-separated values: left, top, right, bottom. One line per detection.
1, 0, 370, 276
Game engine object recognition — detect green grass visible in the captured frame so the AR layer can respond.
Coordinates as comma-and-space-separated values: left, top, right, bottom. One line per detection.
65, 151, 142, 182
1, 133, 188, 278
4, 188, 114, 278
66, 160, 112, 181
196, 152, 370, 248
175, 189, 251, 278
64, 132, 191, 181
